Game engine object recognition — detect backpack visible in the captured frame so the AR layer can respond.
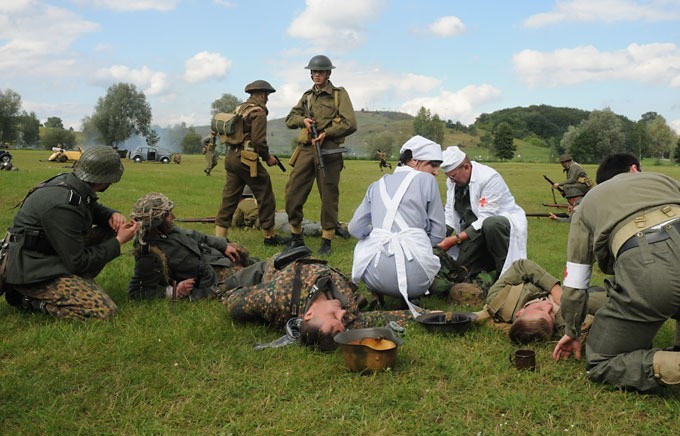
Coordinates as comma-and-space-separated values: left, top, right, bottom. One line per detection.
211, 103, 262, 146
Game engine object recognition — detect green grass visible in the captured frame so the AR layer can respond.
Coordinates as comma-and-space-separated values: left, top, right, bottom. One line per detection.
1, 150, 679, 434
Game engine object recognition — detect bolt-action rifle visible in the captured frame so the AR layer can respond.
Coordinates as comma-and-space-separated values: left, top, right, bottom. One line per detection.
526, 212, 569, 218
541, 203, 570, 209
302, 99, 325, 177
175, 217, 216, 223
543, 175, 565, 197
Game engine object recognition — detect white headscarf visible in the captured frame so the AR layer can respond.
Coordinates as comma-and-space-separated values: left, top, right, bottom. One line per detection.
399, 135, 443, 162
440, 146, 466, 173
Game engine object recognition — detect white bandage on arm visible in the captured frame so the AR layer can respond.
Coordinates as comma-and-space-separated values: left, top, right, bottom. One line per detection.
563, 262, 592, 289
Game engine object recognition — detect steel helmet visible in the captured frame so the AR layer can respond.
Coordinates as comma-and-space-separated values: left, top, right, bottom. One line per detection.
73, 146, 124, 184
305, 55, 335, 70
244, 80, 276, 94
130, 192, 175, 230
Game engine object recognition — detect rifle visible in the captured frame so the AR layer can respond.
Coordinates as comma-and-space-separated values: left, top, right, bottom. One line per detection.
543, 175, 565, 197
542, 203, 570, 209
526, 212, 569, 218
175, 217, 216, 223
302, 99, 325, 177
272, 155, 286, 172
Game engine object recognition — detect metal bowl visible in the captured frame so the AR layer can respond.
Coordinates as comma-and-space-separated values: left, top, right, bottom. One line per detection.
415, 312, 475, 335
334, 327, 403, 373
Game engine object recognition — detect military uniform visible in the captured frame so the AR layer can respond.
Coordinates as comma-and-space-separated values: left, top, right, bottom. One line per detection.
284, 80, 357, 239
4, 173, 121, 320
128, 226, 246, 301
222, 258, 413, 330
561, 172, 680, 391
232, 198, 259, 228
557, 158, 592, 198
377, 151, 392, 171
215, 95, 278, 237
202, 135, 218, 175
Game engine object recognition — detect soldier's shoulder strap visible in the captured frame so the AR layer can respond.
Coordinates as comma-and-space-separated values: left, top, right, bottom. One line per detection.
13, 173, 83, 209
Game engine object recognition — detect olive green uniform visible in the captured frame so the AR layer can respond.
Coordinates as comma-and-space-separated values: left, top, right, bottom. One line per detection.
562, 172, 680, 392
215, 96, 277, 232
222, 258, 413, 330
232, 198, 259, 228
285, 81, 357, 238
202, 135, 218, 175
558, 161, 592, 198
4, 173, 120, 320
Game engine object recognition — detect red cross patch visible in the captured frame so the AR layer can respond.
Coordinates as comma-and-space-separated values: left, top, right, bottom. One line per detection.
479, 197, 488, 207
563, 265, 568, 279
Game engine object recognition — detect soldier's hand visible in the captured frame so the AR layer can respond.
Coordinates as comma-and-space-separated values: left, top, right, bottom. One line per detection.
266, 155, 278, 167
549, 213, 557, 220
176, 278, 195, 298
224, 244, 241, 264
303, 118, 315, 132
109, 212, 126, 231
312, 131, 326, 145
116, 220, 138, 245
552, 335, 582, 361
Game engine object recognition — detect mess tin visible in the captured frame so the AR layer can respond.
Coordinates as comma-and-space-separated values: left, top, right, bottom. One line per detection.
334, 327, 403, 373
415, 312, 475, 335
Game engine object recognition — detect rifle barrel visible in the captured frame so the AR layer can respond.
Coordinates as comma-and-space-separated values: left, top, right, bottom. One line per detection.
175, 217, 216, 223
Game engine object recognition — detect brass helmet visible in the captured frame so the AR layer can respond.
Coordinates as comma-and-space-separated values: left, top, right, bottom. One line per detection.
244, 80, 276, 94
305, 55, 335, 70
130, 192, 175, 230
73, 146, 124, 184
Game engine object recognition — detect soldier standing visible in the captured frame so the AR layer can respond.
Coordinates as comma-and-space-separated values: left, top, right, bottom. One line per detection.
284, 55, 357, 255
202, 132, 218, 176
214, 80, 288, 246
2, 146, 138, 320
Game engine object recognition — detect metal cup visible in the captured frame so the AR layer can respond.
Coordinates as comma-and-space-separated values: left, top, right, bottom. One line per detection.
509, 349, 536, 371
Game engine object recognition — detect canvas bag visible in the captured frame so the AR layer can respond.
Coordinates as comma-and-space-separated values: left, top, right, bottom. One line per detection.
211, 103, 261, 145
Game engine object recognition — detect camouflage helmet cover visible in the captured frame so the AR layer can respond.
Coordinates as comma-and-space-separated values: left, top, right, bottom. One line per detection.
305, 55, 335, 70
73, 146, 124, 184
244, 80, 276, 94
131, 192, 175, 230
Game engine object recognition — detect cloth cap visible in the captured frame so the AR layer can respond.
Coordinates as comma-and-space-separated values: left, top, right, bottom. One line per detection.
440, 146, 467, 173
559, 153, 572, 163
399, 135, 443, 162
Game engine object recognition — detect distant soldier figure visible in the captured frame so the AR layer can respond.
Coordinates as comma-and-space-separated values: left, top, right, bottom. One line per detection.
376, 149, 392, 172
553, 154, 593, 199
202, 132, 218, 176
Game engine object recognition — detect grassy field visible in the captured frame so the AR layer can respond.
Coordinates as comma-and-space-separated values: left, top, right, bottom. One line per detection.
1, 150, 679, 434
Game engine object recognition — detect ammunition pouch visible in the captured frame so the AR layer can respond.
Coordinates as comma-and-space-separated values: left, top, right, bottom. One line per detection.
21, 230, 56, 255
240, 149, 259, 177
297, 129, 310, 144
289, 146, 301, 167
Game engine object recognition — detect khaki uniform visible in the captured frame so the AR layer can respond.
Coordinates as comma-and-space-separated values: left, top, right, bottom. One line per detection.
232, 198, 259, 228
558, 161, 592, 198
562, 172, 680, 392
285, 81, 357, 237
4, 173, 121, 320
222, 258, 414, 330
202, 135, 218, 175
215, 96, 277, 232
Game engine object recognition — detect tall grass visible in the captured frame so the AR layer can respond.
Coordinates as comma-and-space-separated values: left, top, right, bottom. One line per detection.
1, 150, 678, 434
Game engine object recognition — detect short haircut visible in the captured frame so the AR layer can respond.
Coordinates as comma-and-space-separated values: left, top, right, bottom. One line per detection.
596, 153, 641, 184
299, 320, 338, 352
508, 317, 552, 344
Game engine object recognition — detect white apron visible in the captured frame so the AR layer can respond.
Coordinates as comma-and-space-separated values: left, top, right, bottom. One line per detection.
352, 171, 440, 317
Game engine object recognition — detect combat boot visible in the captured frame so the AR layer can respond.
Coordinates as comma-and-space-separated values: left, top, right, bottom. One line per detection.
283, 233, 306, 253
318, 238, 332, 256
264, 234, 290, 246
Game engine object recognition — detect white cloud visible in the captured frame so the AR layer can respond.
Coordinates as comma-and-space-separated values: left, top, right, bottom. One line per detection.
670, 119, 680, 134
426, 16, 466, 37
287, 0, 386, 51
212, 0, 236, 7
0, 1, 98, 76
93, 65, 169, 96
184, 51, 232, 83
513, 43, 680, 87
524, 0, 680, 27
399, 84, 502, 125
70, 0, 178, 12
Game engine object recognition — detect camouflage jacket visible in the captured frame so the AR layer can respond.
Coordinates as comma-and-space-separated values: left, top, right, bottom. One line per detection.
224, 258, 414, 330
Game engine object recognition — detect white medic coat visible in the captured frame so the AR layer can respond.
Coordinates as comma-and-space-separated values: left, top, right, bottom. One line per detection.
445, 161, 527, 275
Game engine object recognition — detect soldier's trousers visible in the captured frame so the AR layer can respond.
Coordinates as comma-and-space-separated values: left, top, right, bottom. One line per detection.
285, 144, 343, 234
456, 216, 510, 277
216, 150, 276, 230
585, 228, 680, 392
205, 151, 218, 173
10, 276, 117, 320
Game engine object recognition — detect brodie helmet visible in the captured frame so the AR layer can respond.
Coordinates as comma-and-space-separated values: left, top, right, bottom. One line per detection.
244, 80, 276, 94
305, 55, 335, 70
130, 192, 175, 230
73, 146, 124, 184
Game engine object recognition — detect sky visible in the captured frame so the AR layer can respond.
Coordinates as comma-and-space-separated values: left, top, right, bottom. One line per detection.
2, 0, 680, 134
